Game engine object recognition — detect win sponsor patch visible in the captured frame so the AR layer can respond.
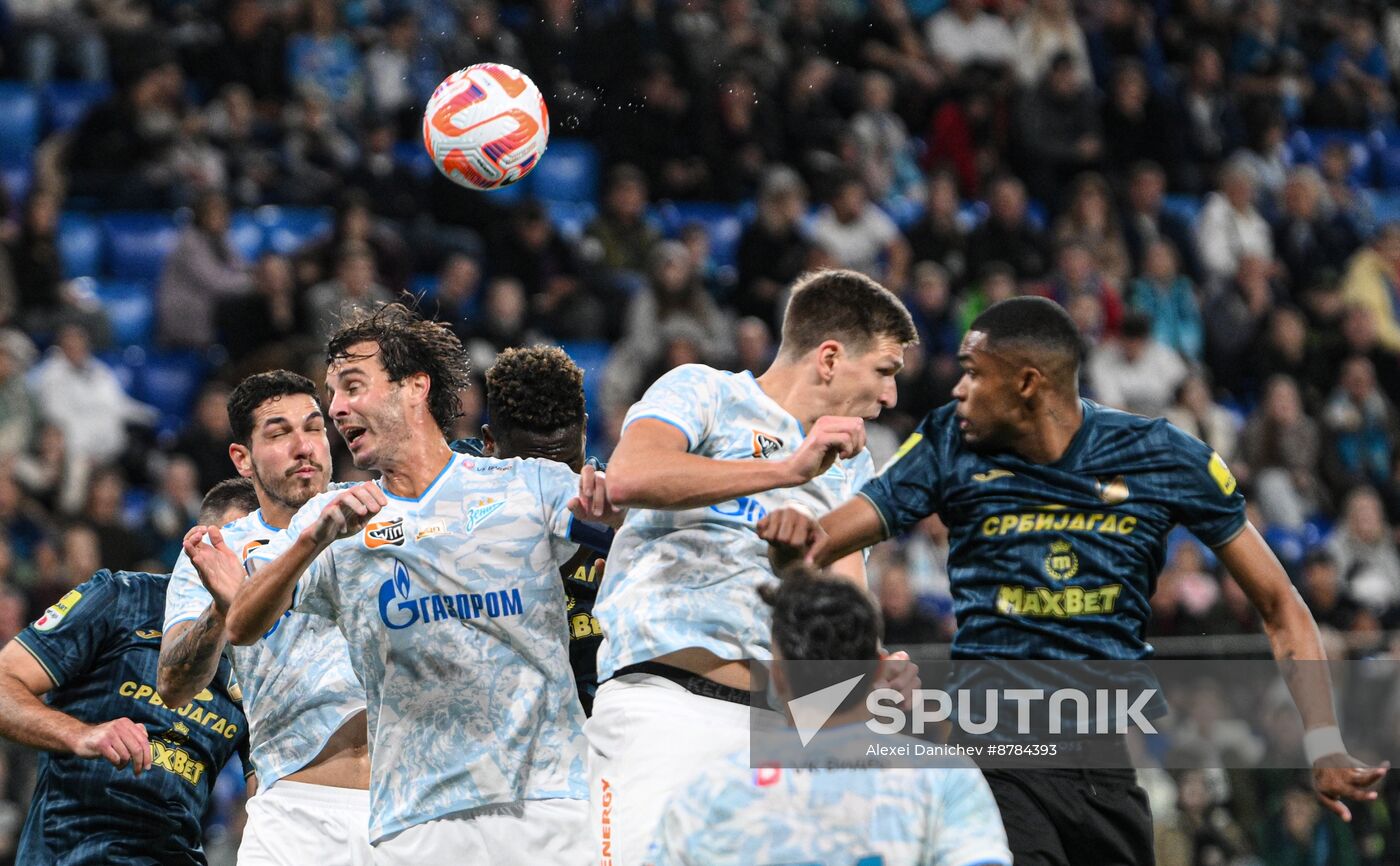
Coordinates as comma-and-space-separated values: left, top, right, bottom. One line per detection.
33, 589, 83, 632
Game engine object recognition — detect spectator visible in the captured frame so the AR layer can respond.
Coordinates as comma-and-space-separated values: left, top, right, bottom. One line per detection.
494, 202, 602, 341
1253, 306, 1313, 399
12, 424, 89, 520
808, 174, 911, 288
1230, 109, 1291, 205
345, 120, 427, 224
1327, 488, 1400, 631
849, 71, 919, 206
0, 331, 38, 463
1321, 356, 1400, 496
285, 0, 363, 116
856, 0, 942, 112
364, 12, 439, 133
1013, 0, 1092, 88
425, 252, 482, 340
966, 174, 1050, 282
1165, 373, 1240, 465
1130, 239, 1203, 361
712, 0, 789, 102
904, 170, 969, 288
79, 466, 151, 573
451, 0, 529, 73
608, 57, 707, 201
1150, 543, 1226, 638
7, 190, 108, 340
735, 167, 812, 331
702, 70, 780, 202
0, 470, 46, 565
584, 165, 662, 277
876, 555, 947, 645
957, 262, 1020, 333
1315, 305, 1400, 412
1100, 59, 1175, 182
462, 277, 539, 367
205, 83, 284, 208
733, 316, 774, 375
1052, 172, 1131, 288
1034, 241, 1124, 339
1154, 770, 1256, 865
1171, 45, 1244, 195
1230, 0, 1309, 119
1311, 11, 1393, 129
28, 323, 155, 467
280, 93, 360, 205
1087, 311, 1187, 417
1241, 375, 1325, 530
1272, 166, 1359, 293
202, 0, 288, 102
8, 0, 107, 84
1203, 254, 1277, 396
905, 261, 962, 361
1014, 51, 1102, 204
1197, 158, 1274, 287
1318, 140, 1372, 235
147, 456, 202, 566
925, 0, 1016, 74
1086, 0, 1166, 90
620, 241, 733, 374
156, 190, 253, 347
1300, 550, 1372, 634
172, 382, 234, 495
298, 189, 412, 293
1340, 222, 1400, 354
217, 253, 306, 365
1120, 161, 1205, 283
304, 243, 394, 345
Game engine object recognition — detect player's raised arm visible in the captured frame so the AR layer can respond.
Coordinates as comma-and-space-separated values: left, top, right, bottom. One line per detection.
606, 415, 866, 510
1216, 523, 1389, 821
223, 483, 386, 644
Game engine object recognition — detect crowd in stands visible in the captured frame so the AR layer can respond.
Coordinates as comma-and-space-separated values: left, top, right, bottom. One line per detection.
1, 0, 1400, 862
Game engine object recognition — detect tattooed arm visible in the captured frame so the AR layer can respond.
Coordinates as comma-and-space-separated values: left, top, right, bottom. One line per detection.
157, 607, 227, 709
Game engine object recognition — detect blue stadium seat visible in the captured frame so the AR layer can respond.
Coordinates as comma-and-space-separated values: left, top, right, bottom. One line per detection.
90, 278, 156, 346
96, 347, 140, 392
0, 83, 40, 167
102, 212, 181, 281
257, 206, 332, 255
136, 350, 208, 434
1294, 127, 1375, 185
409, 273, 439, 301
530, 139, 599, 205
1, 164, 31, 205
1372, 192, 1400, 225
544, 200, 596, 241
658, 201, 747, 268
392, 141, 435, 181
1162, 194, 1203, 227
44, 80, 111, 132
58, 212, 103, 277
228, 210, 265, 261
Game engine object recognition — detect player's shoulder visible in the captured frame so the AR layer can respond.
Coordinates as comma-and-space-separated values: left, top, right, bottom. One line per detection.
1089, 400, 1213, 457
648, 362, 734, 396
99, 569, 172, 593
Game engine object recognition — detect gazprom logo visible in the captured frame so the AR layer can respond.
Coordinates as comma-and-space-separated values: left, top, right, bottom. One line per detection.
709, 496, 768, 524
377, 558, 525, 630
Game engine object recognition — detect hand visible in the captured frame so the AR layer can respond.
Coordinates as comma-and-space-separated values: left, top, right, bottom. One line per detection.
183, 525, 245, 616
757, 506, 827, 570
1313, 754, 1389, 821
310, 483, 387, 547
569, 464, 625, 529
781, 416, 866, 486
873, 651, 920, 711
71, 718, 151, 775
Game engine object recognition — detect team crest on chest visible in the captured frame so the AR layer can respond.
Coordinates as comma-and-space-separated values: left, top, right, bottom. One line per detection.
752, 431, 784, 459
365, 518, 406, 548
465, 497, 507, 531
1096, 476, 1130, 505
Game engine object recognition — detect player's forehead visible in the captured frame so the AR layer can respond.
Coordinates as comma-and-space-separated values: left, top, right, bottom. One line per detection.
327, 340, 387, 382
251, 392, 321, 427
859, 334, 908, 365
958, 330, 991, 362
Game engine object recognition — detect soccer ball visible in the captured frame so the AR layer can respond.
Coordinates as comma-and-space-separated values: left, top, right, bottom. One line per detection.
422, 63, 549, 191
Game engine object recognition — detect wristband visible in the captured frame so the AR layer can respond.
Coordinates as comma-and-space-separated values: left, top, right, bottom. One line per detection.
1303, 725, 1347, 764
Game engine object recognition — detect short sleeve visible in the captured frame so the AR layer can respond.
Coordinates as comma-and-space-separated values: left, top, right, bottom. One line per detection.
528, 458, 583, 565
622, 364, 720, 450
164, 549, 215, 631
858, 413, 946, 538
14, 571, 122, 688
247, 498, 336, 622
1163, 424, 1247, 548
926, 768, 1013, 866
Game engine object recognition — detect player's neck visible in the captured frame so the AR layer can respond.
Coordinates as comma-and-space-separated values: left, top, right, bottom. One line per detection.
1012, 396, 1084, 464
378, 436, 455, 499
258, 501, 294, 530
755, 361, 825, 431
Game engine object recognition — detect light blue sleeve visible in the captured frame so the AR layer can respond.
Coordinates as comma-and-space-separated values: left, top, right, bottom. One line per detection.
248, 495, 335, 621
621, 364, 721, 451
927, 769, 1013, 866
163, 547, 215, 631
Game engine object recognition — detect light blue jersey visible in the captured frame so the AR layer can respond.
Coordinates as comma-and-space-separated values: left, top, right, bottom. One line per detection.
250, 453, 587, 843
647, 735, 1012, 866
595, 365, 875, 678
164, 506, 366, 792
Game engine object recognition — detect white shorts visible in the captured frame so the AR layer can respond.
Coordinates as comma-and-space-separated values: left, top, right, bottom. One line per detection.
370, 799, 589, 866
585, 673, 783, 866
238, 780, 373, 866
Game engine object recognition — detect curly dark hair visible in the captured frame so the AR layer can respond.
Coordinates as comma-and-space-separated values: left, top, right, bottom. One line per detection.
485, 346, 585, 436
760, 564, 882, 711
227, 370, 320, 445
326, 303, 471, 433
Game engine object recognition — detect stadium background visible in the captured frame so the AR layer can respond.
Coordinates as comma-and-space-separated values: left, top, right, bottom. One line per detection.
0, 0, 1399, 862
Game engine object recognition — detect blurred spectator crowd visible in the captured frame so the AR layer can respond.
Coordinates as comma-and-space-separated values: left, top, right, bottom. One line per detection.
0, 0, 1399, 862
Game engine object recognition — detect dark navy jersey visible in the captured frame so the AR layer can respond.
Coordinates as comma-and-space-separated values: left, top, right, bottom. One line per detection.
14, 570, 248, 865
450, 438, 609, 714
861, 400, 1246, 660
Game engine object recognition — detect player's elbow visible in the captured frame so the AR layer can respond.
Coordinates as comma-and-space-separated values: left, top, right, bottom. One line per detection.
155, 675, 195, 710
599, 463, 650, 508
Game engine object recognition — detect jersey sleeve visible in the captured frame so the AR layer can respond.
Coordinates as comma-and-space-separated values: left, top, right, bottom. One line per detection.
164, 548, 215, 631
247, 496, 336, 621
926, 768, 1013, 866
13, 571, 122, 689
528, 458, 584, 564
1162, 423, 1247, 548
621, 364, 721, 450
858, 413, 946, 538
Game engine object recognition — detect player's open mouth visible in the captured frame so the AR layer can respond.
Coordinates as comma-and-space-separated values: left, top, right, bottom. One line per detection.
342, 426, 368, 447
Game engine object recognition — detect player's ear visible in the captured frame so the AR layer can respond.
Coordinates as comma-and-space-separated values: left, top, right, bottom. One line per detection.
480, 424, 497, 455
1017, 366, 1042, 399
815, 340, 842, 383
229, 443, 254, 479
